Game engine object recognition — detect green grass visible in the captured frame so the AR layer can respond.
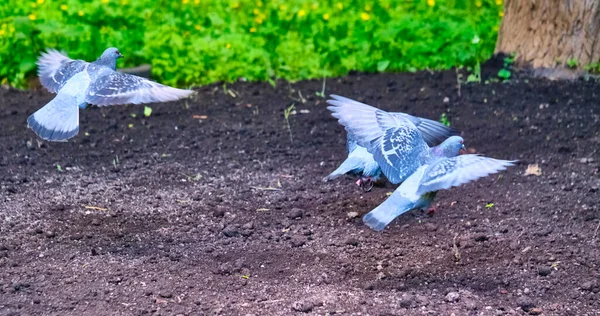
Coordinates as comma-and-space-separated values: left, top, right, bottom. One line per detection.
0, 0, 504, 88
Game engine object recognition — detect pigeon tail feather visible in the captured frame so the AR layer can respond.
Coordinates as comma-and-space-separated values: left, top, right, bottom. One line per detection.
362, 191, 414, 231
27, 95, 80, 142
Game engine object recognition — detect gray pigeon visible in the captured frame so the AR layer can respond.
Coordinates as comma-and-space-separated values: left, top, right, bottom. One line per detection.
326, 95, 515, 231
327, 95, 462, 184
29, 47, 194, 141
324, 95, 459, 191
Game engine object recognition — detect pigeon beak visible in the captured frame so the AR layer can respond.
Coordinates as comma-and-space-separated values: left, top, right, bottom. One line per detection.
118, 53, 124, 59
459, 144, 467, 155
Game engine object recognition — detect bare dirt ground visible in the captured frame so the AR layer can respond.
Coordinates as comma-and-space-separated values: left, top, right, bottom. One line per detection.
0, 64, 599, 316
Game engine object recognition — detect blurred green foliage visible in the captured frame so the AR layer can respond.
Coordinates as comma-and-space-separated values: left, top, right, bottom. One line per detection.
0, 0, 504, 88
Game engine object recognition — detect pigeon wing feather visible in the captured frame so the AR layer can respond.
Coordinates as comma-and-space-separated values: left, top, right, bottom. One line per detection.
85, 69, 194, 106
37, 49, 86, 93
415, 155, 516, 196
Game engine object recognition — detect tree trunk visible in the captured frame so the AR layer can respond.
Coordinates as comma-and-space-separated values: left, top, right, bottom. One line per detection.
496, 0, 600, 71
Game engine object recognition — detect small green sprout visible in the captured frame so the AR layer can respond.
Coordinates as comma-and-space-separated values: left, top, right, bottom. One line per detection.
440, 113, 451, 127
497, 54, 514, 80
315, 77, 327, 98
283, 103, 295, 143
485, 203, 495, 208
143, 106, 152, 117
467, 61, 481, 83
56, 164, 63, 172
497, 69, 511, 80
113, 155, 120, 168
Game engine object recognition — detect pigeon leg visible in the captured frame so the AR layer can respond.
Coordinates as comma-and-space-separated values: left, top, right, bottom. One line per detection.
424, 205, 437, 217
360, 177, 374, 192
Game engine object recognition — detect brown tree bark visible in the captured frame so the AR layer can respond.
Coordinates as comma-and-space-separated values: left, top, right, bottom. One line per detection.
496, 0, 600, 70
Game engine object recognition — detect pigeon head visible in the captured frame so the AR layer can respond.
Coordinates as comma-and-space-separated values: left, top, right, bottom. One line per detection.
439, 136, 466, 157
96, 47, 123, 70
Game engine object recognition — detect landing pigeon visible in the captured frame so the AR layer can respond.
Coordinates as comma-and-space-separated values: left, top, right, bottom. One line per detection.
29, 47, 195, 141
324, 95, 459, 191
363, 143, 515, 231
326, 95, 515, 231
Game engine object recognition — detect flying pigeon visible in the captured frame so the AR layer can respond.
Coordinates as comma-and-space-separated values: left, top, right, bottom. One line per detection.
29, 47, 195, 141
324, 95, 459, 191
326, 95, 515, 231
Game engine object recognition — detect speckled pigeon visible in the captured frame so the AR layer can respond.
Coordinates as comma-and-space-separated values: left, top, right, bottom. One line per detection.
326, 95, 515, 231
29, 47, 194, 141
324, 95, 459, 191
364, 150, 515, 231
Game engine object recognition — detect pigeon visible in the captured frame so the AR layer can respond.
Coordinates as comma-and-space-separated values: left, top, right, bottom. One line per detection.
29, 47, 195, 141
363, 152, 515, 231
322, 135, 383, 191
326, 95, 515, 231
324, 95, 458, 191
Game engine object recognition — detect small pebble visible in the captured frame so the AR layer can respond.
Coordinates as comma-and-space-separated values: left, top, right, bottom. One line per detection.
473, 234, 488, 242
222, 226, 239, 237
290, 236, 306, 248
291, 300, 314, 313
445, 291, 460, 303
344, 238, 360, 247
538, 266, 552, 277
287, 208, 304, 220
517, 296, 535, 312
424, 223, 438, 232
528, 307, 543, 315
399, 295, 414, 308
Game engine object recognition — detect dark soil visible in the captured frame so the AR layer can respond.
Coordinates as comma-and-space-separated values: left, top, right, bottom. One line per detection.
0, 66, 599, 316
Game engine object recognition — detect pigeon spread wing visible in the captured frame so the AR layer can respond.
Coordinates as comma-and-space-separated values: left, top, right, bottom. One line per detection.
327, 95, 397, 148
415, 155, 516, 196
85, 69, 194, 106
37, 49, 86, 94
397, 113, 459, 146
327, 95, 418, 147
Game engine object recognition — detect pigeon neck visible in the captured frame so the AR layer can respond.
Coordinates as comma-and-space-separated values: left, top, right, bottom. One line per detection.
432, 143, 456, 158
430, 145, 444, 157
94, 57, 117, 70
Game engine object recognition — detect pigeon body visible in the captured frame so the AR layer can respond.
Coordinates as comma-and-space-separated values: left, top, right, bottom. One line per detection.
325, 95, 458, 188
29, 47, 194, 141
326, 95, 515, 231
